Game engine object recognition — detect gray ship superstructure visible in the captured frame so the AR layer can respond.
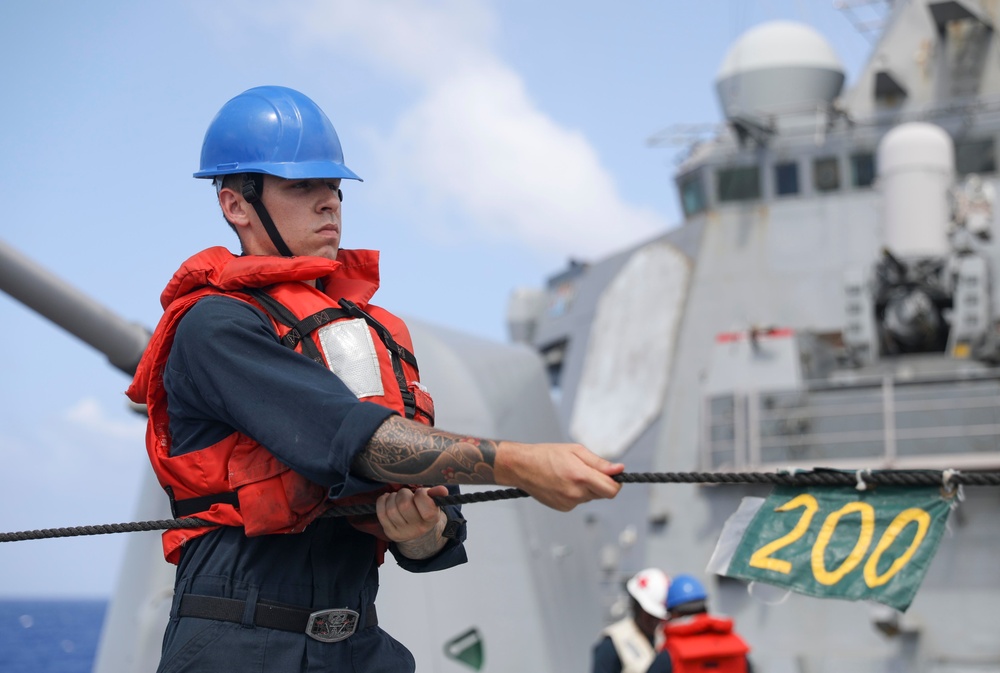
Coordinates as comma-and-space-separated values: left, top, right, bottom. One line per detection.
509, 1, 1000, 671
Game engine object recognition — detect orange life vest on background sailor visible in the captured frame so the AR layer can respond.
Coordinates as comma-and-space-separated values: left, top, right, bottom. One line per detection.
650, 574, 752, 673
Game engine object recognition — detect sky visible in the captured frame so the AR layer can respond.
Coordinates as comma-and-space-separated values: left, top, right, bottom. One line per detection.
0, 1, 875, 598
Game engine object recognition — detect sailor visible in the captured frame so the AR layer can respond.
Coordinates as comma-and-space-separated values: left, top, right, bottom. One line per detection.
592, 568, 670, 673
647, 574, 753, 673
126, 85, 624, 673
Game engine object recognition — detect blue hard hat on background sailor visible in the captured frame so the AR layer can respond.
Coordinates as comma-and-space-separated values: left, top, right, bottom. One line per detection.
665, 573, 708, 615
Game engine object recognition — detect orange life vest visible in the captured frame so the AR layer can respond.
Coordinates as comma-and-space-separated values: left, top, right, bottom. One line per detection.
661, 614, 750, 673
126, 247, 434, 564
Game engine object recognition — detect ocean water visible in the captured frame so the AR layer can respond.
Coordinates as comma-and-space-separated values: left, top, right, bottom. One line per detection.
0, 599, 107, 673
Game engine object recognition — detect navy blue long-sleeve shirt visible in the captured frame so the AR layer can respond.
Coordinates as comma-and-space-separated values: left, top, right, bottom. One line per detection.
156, 294, 467, 673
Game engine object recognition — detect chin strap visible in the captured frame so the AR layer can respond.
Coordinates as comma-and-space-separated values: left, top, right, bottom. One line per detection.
242, 174, 295, 257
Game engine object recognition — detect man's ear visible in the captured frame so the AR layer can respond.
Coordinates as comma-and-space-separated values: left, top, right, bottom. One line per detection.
218, 187, 253, 229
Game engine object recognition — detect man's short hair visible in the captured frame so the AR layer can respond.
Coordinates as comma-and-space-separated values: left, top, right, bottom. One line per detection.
215, 173, 248, 235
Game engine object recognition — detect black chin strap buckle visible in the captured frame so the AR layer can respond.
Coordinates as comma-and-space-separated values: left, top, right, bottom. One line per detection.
240, 173, 294, 257
241, 174, 263, 203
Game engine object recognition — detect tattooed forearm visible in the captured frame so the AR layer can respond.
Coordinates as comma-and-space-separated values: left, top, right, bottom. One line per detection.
353, 416, 498, 485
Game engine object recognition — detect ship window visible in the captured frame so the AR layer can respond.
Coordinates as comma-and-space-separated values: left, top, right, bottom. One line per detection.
775, 162, 799, 196
955, 138, 996, 175
813, 157, 840, 192
717, 166, 760, 202
851, 153, 876, 187
678, 173, 707, 216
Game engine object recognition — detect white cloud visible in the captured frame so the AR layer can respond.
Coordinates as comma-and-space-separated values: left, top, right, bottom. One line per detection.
229, 0, 668, 258
64, 396, 147, 443
376, 66, 665, 257
299, 0, 499, 85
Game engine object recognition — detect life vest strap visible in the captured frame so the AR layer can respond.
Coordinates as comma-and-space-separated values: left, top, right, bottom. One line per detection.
338, 298, 419, 370
166, 486, 241, 518
241, 288, 327, 364
279, 308, 352, 349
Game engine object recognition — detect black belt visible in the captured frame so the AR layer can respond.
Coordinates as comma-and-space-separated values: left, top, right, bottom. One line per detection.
178, 594, 377, 643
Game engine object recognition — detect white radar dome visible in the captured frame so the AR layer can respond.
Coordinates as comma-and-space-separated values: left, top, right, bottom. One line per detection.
716, 21, 845, 120
877, 122, 955, 258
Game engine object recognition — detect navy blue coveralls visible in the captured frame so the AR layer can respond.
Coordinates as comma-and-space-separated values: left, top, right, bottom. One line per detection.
155, 296, 468, 673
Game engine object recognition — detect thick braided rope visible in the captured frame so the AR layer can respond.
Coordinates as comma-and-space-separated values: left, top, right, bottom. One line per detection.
3, 470, 998, 543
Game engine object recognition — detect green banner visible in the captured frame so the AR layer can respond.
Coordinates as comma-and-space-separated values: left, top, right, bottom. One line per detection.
722, 486, 953, 611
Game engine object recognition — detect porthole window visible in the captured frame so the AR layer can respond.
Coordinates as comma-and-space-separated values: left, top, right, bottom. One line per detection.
775, 162, 799, 196
813, 157, 840, 192
717, 166, 761, 202
678, 173, 707, 216
955, 138, 996, 175
851, 153, 875, 188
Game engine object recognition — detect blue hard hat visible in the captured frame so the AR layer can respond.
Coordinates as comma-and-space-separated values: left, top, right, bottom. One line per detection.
666, 574, 707, 610
194, 85, 362, 182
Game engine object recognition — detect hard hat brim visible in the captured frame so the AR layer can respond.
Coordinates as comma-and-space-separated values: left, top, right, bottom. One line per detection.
634, 595, 668, 619
193, 161, 363, 182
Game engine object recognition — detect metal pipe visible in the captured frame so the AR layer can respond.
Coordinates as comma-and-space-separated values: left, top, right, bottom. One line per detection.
0, 238, 149, 375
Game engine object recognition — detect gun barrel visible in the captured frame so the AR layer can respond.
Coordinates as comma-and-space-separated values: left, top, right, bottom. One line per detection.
0, 238, 149, 375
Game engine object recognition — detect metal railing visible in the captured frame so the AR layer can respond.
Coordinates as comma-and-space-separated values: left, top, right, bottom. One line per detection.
704, 373, 1000, 470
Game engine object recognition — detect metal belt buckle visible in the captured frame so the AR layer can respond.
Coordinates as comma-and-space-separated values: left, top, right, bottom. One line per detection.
305, 608, 360, 643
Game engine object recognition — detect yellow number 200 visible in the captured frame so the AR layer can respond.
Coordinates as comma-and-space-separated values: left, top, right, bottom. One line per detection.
748, 495, 931, 589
